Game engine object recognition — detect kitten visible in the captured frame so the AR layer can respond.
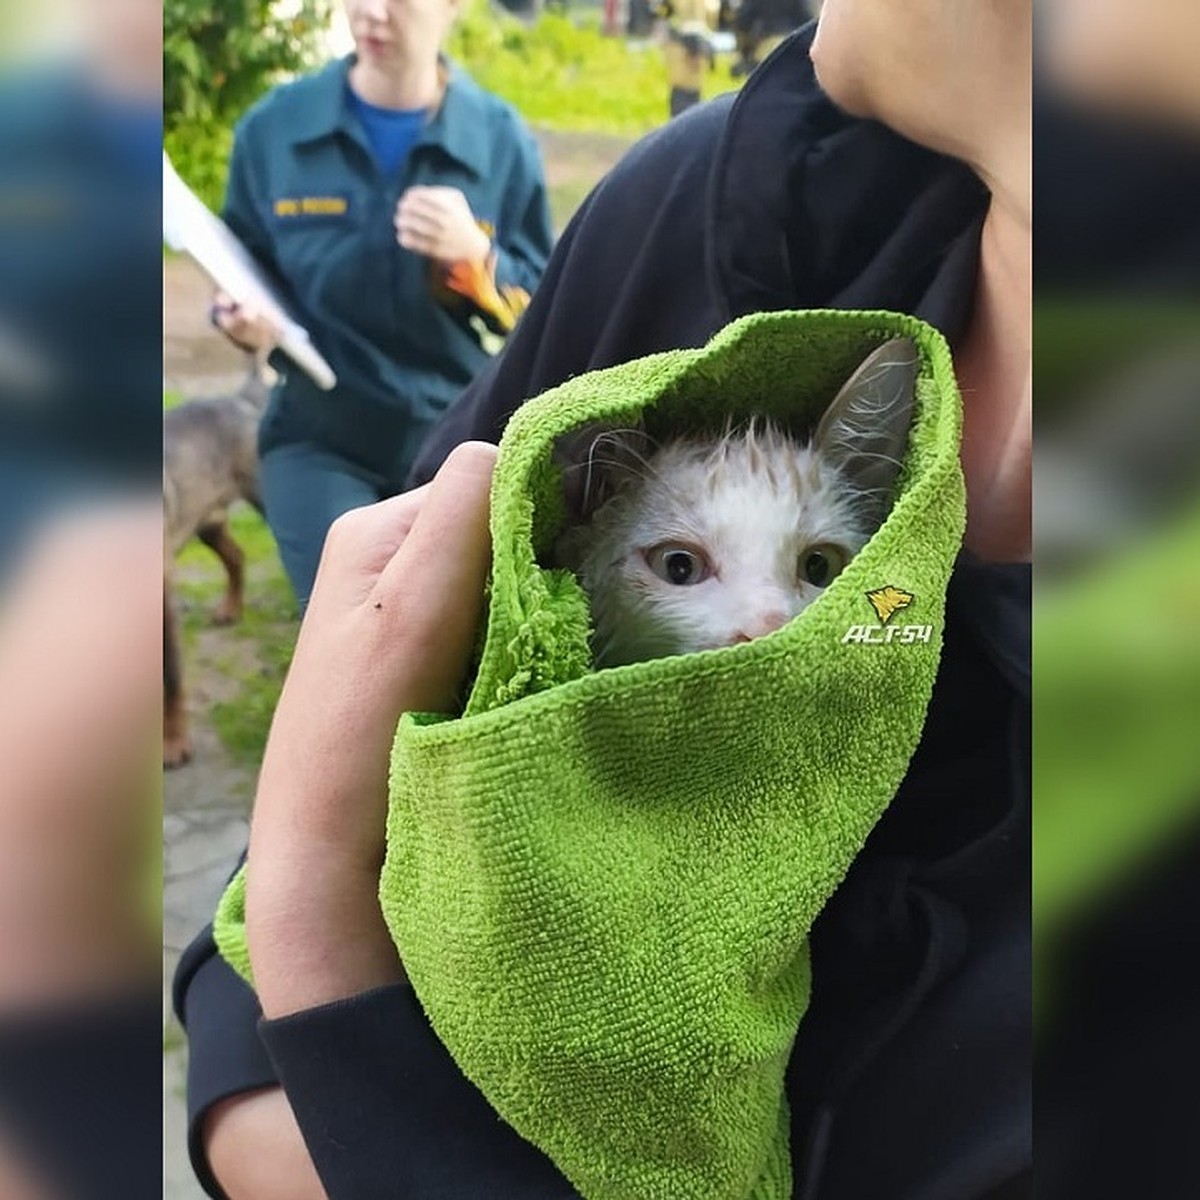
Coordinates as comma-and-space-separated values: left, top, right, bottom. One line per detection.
555, 338, 918, 667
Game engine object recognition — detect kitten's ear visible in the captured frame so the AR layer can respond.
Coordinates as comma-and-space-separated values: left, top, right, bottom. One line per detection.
554, 423, 652, 523
814, 337, 919, 512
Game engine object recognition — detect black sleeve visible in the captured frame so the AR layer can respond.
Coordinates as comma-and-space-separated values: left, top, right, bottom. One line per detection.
404, 21, 985, 491
175, 933, 280, 1200
175, 922, 580, 1199
0, 994, 161, 1200
258, 984, 581, 1200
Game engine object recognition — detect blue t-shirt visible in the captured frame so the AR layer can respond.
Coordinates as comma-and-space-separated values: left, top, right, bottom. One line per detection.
346, 87, 428, 176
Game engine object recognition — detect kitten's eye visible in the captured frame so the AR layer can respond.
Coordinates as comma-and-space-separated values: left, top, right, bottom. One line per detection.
801, 544, 848, 588
645, 544, 711, 586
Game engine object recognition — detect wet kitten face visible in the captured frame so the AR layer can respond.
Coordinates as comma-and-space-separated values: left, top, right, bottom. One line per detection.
556, 337, 918, 668
567, 425, 873, 665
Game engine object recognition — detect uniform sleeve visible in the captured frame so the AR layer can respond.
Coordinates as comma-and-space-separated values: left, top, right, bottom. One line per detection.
490, 126, 554, 300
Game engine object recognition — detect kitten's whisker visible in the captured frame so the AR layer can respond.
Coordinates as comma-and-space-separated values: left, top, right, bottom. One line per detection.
576, 427, 660, 511
833, 448, 906, 471
587, 449, 670, 490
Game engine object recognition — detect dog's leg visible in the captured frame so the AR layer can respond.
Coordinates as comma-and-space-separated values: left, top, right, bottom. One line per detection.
163, 580, 192, 769
198, 520, 245, 626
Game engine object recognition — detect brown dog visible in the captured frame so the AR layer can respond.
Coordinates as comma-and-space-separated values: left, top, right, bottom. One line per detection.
163, 359, 270, 768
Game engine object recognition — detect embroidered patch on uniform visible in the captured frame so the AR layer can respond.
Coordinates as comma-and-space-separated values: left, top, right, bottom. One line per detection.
273, 195, 351, 219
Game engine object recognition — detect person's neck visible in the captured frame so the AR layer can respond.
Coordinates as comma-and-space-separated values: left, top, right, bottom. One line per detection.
953, 192, 1032, 562
349, 56, 440, 111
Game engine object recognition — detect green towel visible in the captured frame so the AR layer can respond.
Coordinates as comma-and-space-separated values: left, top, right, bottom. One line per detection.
215, 309, 965, 1200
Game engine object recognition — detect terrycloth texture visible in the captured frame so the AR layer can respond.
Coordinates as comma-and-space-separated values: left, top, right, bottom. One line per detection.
215, 309, 965, 1200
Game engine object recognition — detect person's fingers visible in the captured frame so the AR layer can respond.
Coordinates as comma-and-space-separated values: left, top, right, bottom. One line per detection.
400, 191, 449, 213
212, 296, 280, 351
245, 446, 496, 1015
302, 484, 433, 614
399, 184, 458, 207
398, 192, 455, 223
396, 201, 446, 231
373, 441, 497, 714
412, 185, 467, 208
259, 444, 495, 846
397, 189, 439, 216
395, 211, 444, 253
398, 234, 430, 256
396, 212, 443, 240
257, 444, 494, 847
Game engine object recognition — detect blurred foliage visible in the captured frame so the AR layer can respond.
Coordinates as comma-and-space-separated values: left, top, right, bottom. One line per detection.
1034, 299, 1200, 418
164, 119, 235, 214
448, 0, 740, 136
164, 0, 333, 127
164, 0, 333, 209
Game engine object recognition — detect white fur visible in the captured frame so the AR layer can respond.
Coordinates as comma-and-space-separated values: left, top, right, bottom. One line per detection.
564, 422, 874, 667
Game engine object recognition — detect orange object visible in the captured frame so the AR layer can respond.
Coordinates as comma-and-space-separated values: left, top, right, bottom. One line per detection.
441, 254, 530, 334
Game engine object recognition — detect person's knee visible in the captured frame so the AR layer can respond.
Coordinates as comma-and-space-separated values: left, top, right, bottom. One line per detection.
203, 1086, 327, 1200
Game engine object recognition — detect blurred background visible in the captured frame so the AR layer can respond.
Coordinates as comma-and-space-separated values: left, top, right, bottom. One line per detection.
0, 0, 161, 1195
1034, 2, 1200, 1194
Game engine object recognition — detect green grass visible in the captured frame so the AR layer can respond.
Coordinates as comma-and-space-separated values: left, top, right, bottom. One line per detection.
547, 177, 598, 231
163, 1019, 186, 1054
174, 504, 297, 767
450, 2, 742, 138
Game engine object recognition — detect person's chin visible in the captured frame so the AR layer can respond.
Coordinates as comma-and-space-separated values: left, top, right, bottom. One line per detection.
809, 40, 873, 120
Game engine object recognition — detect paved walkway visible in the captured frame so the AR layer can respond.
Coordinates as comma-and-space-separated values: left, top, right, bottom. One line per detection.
163, 255, 259, 1198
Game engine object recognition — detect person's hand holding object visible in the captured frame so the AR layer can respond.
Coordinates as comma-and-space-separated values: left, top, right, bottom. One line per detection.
210, 288, 281, 355
394, 186, 492, 264
244, 442, 498, 1020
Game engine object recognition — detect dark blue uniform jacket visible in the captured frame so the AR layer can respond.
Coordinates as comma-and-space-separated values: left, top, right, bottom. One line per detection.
223, 57, 553, 484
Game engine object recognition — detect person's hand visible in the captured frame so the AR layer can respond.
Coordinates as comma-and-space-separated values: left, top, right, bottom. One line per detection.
245, 442, 498, 1019
209, 289, 280, 355
394, 187, 492, 265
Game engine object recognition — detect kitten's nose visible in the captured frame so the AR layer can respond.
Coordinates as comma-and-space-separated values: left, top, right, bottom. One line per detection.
733, 611, 790, 643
